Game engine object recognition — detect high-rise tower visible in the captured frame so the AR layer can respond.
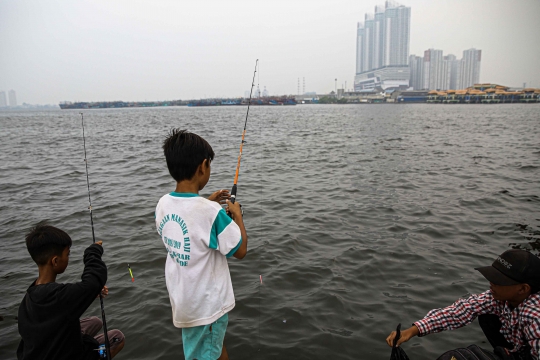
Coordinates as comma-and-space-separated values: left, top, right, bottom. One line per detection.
383, 2, 411, 66
363, 13, 374, 72
458, 48, 481, 89
409, 55, 424, 90
354, 1, 411, 90
423, 49, 446, 90
373, 6, 385, 69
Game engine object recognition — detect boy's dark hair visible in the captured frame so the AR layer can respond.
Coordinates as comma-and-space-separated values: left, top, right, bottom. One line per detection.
25, 223, 72, 265
163, 129, 215, 182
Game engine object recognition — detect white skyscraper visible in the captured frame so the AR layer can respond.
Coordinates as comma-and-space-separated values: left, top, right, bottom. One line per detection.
356, 22, 365, 74
458, 48, 482, 89
444, 54, 460, 90
373, 6, 385, 69
363, 14, 374, 72
0, 91, 7, 107
383, 2, 411, 66
354, 1, 411, 90
423, 49, 452, 90
8, 90, 17, 107
409, 55, 424, 90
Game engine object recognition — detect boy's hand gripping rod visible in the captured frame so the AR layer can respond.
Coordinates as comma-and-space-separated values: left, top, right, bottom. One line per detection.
80, 113, 112, 360
230, 59, 258, 205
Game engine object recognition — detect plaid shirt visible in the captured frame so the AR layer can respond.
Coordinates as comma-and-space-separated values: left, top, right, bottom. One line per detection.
414, 291, 540, 359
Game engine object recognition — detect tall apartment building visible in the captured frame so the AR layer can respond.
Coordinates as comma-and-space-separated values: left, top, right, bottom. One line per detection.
8, 90, 17, 107
354, 1, 411, 90
356, 24, 365, 74
416, 49, 482, 90
363, 14, 374, 72
423, 49, 446, 90
0, 91, 7, 107
458, 48, 481, 89
373, 6, 385, 69
383, 2, 411, 66
409, 55, 424, 90
445, 54, 460, 90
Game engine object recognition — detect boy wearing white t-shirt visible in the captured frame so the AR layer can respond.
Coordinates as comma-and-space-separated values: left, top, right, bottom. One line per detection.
156, 129, 248, 360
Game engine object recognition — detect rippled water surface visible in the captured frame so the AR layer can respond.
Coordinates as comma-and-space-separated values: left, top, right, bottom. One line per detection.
1, 104, 539, 359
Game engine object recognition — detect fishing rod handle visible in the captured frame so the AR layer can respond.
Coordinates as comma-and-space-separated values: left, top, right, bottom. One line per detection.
230, 184, 237, 204
228, 184, 243, 219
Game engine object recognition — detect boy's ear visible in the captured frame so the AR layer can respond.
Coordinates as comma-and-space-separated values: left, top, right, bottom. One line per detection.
521, 283, 531, 294
200, 159, 209, 172
50, 255, 58, 268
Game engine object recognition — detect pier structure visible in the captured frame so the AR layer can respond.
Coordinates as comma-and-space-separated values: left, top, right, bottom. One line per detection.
59, 96, 297, 109
398, 84, 540, 104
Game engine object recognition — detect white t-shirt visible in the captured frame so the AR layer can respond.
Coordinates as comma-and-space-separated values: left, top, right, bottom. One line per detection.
155, 192, 242, 328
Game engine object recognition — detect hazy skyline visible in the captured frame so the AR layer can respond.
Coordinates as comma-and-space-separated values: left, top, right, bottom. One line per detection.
1, 0, 539, 104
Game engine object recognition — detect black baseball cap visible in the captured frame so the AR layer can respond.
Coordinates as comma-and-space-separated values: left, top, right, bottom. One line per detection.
475, 250, 540, 287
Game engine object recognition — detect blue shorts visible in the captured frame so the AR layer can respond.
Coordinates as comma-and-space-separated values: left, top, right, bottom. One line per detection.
182, 313, 228, 360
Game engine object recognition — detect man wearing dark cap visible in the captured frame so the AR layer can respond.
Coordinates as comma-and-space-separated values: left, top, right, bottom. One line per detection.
386, 249, 540, 359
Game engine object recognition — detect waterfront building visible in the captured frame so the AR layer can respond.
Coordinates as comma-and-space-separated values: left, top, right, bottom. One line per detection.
0, 91, 7, 107
458, 48, 481, 89
356, 23, 365, 74
373, 6, 385, 69
423, 49, 447, 90
8, 90, 17, 107
354, 1, 411, 91
421, 49, 481, 91
383, 2, 411, 66
445, 54, 460, 90
409, 55, 424, 90
363, 14, 374, 72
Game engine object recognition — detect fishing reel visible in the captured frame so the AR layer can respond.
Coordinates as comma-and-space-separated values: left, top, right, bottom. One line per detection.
95, 337, 121, 359
96, 344, 107, 359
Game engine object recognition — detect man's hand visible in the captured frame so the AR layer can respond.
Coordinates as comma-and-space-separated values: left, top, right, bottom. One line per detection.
386, 325, 419, 347
226, 199, 242, 220
208, 189, 230, 204
96, 241, 103, 246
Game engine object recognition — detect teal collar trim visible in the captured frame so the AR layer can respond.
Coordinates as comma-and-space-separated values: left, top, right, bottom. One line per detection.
169, 192, 199, 198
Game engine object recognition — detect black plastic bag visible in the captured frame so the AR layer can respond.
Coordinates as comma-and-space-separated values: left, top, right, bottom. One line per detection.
390, 323, 410, 360
436, 344, 498, 360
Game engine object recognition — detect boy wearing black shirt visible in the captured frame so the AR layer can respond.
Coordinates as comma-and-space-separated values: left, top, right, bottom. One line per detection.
17, 224, 125, 359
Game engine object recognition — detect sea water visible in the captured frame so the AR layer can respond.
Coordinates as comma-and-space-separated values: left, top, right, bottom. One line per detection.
0, 104, 539, 359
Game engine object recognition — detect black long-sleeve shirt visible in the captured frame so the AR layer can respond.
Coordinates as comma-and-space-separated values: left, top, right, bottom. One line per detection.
17, 243, 107, 360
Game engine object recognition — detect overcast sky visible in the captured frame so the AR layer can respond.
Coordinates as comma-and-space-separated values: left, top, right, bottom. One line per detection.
1, 0, 539, 104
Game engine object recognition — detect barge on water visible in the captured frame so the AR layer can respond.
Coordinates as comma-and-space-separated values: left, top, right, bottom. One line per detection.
187, 96, 296, 107
59, 100, 186, 109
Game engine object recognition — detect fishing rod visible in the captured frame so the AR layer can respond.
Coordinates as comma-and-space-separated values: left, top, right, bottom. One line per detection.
80, 113, 112, 360
230, 59, 258, 205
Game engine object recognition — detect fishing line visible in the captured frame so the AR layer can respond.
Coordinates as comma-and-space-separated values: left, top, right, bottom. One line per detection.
229, 59, 263, 355
230, 59, 258, 204
258, 86, 264, 354
80, 113, 112, 360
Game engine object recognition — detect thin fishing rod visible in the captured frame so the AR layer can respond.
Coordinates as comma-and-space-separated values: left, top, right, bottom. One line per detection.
80, 113, 112, 360
230, 59, 258, 204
